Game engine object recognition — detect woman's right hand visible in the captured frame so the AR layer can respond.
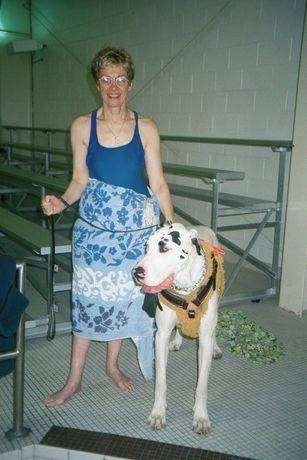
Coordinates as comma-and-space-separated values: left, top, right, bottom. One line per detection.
41, 195, 66, 216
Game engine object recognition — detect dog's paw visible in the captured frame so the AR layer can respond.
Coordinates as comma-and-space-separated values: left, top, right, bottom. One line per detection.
193, 417, 212, 435
148, 412, 166, 430
213, 344, 222, 359
169, 340, 181, 351
169, 330, 183, 351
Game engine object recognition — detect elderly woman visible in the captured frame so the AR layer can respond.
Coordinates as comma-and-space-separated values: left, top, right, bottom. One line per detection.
41, 46, 174, 407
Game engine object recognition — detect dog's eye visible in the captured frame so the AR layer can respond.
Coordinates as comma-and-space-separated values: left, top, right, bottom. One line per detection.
158, 240, 170, 253
159, 246, 170, 253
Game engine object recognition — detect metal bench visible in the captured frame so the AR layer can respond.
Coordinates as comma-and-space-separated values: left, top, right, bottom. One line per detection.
0, 162, 68, 212
163, 162, 245, 231
0, 162, 67, 193
164, 163, 281, 302
0, 150, 69, 173
0, 141, 71, 176
1, 125, 292, 306
0, 162, 69, 223
0, 158, 279, 303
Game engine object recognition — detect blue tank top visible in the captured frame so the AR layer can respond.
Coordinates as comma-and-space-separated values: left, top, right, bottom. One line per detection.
86, 109, 150, 197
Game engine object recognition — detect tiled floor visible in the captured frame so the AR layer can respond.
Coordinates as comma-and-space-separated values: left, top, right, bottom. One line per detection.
0, 298, 306, 459
0, 444, 112, 459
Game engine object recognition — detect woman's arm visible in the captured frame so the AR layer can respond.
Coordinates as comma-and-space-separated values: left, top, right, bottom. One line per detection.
42, 116, 90, 215
140, 117, 174, 223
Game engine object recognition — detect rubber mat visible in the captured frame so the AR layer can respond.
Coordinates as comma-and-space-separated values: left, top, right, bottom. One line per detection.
41, 425, 252, 460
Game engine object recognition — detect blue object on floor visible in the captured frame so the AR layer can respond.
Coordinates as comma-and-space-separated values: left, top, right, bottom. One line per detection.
0, 256, 29, 377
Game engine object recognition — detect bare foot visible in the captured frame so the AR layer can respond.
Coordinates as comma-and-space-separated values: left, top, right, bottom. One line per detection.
107, 367, 133, 393
43, 384, 81, 408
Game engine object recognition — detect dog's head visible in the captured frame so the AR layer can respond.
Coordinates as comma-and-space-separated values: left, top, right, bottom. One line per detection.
132, 223, 202, 293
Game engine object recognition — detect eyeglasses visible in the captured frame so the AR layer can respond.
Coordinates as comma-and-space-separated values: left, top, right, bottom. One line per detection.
98, 75, 130, 87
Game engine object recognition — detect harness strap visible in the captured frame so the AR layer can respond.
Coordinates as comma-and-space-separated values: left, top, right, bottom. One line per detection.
193, 258, 217, 306
160, 290, 189, 309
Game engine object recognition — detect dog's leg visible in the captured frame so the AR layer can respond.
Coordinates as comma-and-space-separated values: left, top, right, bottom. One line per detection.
193, 294, 218, 434
149, 306, 177, 430
169, 327, 183, 351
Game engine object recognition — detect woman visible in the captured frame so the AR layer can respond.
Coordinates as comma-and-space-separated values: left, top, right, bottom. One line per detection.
41, 46, 174, 407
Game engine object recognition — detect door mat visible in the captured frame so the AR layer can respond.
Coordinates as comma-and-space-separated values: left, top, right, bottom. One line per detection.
41, 425, 253, 460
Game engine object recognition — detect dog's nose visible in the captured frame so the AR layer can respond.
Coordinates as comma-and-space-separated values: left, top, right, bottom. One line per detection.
132, 266, 145, 281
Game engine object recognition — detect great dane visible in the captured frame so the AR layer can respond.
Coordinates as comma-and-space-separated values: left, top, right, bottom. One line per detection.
132, 222, 224, 434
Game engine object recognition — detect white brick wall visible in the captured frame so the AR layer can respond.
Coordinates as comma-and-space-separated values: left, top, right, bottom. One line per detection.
0, 0, 305, 263
0, 50, 31, 130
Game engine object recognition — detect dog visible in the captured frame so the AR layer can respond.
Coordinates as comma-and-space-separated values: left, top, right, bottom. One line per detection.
132, 222, 225, 434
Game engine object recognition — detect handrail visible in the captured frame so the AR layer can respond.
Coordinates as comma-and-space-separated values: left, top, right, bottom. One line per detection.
2, 125, 293, 148
163, 162, 244, 181
2, 141, 71, 157
160, 135, 293, 149
2, 262, 31, 440
2, 125, 67, 134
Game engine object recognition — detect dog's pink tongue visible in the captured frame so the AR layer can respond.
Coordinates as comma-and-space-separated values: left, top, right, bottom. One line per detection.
141, 275, 173, 294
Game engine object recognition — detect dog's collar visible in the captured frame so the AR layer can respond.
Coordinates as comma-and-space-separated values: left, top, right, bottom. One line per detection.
171, 251, 206, 295
159, 257, 218, 311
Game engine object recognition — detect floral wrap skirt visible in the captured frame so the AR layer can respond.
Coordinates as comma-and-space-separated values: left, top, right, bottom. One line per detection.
72, 178, 160, 379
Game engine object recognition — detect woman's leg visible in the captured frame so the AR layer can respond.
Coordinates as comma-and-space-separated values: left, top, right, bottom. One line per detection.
43, 335, 90, 407
106, 339, 133, 393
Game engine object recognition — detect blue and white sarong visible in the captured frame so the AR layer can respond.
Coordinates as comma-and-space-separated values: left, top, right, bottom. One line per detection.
72, 178, 160, 380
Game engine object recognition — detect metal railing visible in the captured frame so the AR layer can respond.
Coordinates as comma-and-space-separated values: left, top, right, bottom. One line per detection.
1, 124, 293, 303
0, 261, 31, 440
2, 124, 293, 148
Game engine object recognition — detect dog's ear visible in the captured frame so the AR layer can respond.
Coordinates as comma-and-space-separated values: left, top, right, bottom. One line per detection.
189, 229, 201, 255
191, 238, 201, 255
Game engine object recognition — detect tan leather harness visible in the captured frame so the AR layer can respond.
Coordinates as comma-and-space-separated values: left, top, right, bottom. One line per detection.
158, 241, 225, 338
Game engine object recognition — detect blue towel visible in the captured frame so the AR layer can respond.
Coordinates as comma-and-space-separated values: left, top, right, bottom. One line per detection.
0, 256, 29, 377
72, 179, 160, 379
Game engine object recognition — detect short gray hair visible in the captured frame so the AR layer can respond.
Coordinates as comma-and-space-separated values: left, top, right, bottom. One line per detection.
91, 46, 135, 83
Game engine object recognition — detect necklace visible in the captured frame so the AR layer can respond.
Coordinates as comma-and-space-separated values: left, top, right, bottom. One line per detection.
98, 111, 128, 145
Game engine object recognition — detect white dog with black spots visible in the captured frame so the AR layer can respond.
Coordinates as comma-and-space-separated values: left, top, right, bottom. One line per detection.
133, 223, 224, 434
